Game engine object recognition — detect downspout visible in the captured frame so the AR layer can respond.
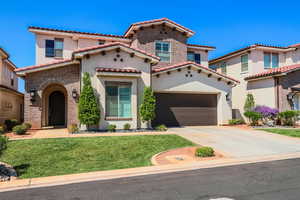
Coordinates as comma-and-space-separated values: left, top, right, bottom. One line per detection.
275, 77, 280, 111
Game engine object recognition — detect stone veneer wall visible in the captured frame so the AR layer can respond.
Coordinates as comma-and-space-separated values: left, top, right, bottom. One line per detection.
131, 24, 188, 68
278, 70, 300, 111
24, 64, 80, 129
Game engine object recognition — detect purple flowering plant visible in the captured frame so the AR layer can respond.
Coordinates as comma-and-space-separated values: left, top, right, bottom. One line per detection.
253, 105, 279, 119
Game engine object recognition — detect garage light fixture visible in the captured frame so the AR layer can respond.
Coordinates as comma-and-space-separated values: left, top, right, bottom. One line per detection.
29, 89, 36, 102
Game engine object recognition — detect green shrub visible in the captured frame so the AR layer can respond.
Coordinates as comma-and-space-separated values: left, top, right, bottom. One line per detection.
107, 124, 117, 132
4, 119, 19, 131
195, 147, 215, 157
78, 72, 100, 128
278, 110, 300, 126
0, 126, 4, 135
228, 119, 245, 125
23, 123, 32, 130
155, 124, 168, 131
123, 123, 131, 130
139, 87, 156, 128
68, 124, 79, 134
12, 125, 27, 135
0, 135, 8, 156
244, 111, 262, 126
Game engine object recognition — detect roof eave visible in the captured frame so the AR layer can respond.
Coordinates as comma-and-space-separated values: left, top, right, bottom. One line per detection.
29, 28, 131, 42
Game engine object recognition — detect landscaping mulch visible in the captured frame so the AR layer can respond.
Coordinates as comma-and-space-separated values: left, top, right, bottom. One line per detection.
152, 147, 224, 165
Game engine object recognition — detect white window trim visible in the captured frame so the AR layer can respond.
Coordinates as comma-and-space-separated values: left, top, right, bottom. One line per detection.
241, 54, 249, 74
155, 40, 171, 63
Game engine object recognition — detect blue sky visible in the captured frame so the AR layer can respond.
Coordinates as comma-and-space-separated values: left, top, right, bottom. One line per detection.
1, 0, 300, 92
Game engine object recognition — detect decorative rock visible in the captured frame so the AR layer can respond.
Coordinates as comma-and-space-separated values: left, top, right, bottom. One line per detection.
0, 162, 17, 182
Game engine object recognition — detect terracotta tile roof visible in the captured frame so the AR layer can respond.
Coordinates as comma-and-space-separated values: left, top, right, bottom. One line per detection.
15, 59, 73, 72
152, 61, 240, 83
96, 67, 141, 73
28, 26, 127, 39
289, 43, 300, 48
209, 44, 293, 64
73, 42, 160, 60
187, 44, 216, 49
245, 63, 300, 80
124, 18, 194, 37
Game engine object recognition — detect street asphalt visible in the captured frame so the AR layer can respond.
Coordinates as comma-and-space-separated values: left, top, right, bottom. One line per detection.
1, 158, 300, 200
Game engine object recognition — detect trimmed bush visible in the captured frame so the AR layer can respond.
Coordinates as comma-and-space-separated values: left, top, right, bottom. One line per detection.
12, 125, 27, 135
0, 126, 4, 135
0, 135, 8, 156
78, 72, 100, 128
195, 147, 214, 157
278, 110, 300, 126
244, 111, 262, 126
155, 124, 168, 131
228, 119, 245, 125
107, 124, 117, 132
139, 87, 156, 128
23, 123, 32, 130
68, 124, 79, 134
4, 119, 19, 131
123, 123, 131, 130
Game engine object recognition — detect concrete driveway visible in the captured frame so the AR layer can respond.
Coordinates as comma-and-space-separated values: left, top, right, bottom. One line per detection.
170, 126, 300, 158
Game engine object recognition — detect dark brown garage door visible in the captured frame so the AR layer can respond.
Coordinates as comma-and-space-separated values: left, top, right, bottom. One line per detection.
152, 93, 217, 127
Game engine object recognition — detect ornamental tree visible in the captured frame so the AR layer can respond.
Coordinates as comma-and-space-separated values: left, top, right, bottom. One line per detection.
244, 93, 255, 112
78, 72, 100, 128
139, 87, 156, 128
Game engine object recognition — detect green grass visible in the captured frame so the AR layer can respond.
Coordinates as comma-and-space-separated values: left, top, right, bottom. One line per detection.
259, 129, 300, 138
0, 135, 194, 179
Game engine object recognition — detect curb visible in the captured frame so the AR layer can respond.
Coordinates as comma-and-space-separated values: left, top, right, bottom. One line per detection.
2, 152, 300, 192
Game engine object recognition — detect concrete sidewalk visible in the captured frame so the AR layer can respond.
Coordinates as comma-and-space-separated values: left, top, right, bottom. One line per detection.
2, 152, 300, 192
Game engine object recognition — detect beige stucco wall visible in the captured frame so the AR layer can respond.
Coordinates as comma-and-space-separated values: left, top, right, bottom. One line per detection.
285, 48, 300, 66
81, 49, 151, 129
0, 61, 18, 90
35, 34, 106, 65
0, 89, 23, 125
247, 78, 276, 108
152, 68, 233, 125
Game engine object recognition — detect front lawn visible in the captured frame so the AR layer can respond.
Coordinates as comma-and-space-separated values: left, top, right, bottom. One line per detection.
258, 129, 300, 138
0, 135, 194, 179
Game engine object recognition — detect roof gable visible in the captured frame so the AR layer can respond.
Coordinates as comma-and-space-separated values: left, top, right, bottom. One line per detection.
73, 42, 160, 64
152, 61, 240, 85
124, 18, 195, 38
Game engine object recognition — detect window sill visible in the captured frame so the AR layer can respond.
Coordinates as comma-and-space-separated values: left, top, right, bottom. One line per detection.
105, 117, 133, 121
240, 71, 248, 75
54, 57, 64, 60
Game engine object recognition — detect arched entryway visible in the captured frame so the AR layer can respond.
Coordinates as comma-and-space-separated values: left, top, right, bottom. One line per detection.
48, 91, 65, 126
42, 84, 67, 127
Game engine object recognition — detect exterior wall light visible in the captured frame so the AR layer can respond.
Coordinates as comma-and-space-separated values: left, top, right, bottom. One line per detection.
29, 89, 36, 102
226, 93, 231, 101
72, 89, 78, 99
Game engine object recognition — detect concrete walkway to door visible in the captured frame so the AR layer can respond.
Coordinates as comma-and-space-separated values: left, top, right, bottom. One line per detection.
170, 126, 300, 158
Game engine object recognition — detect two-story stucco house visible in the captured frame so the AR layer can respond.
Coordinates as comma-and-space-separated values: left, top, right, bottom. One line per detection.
15, 18, 239, 129
209, 44, 300, 119
0, 47, 24, 125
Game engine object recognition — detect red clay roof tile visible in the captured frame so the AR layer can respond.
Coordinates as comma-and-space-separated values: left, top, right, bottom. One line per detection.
245, 63, 300, 80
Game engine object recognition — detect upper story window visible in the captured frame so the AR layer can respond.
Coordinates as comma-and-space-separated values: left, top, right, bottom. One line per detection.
155, 41, 170, 62
45, 38, 64, 58
264, 52, 279, 69
10, 71, 14, 86
221, 62, 227, 74
187, 51, 201, 64
241, 54, 248, 73
98, 40, 105, 45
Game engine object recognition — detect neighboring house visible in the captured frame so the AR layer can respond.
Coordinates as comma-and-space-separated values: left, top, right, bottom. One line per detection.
0, 48, 24, 125
15, 18, 239, 129
209, 44, 300, 119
